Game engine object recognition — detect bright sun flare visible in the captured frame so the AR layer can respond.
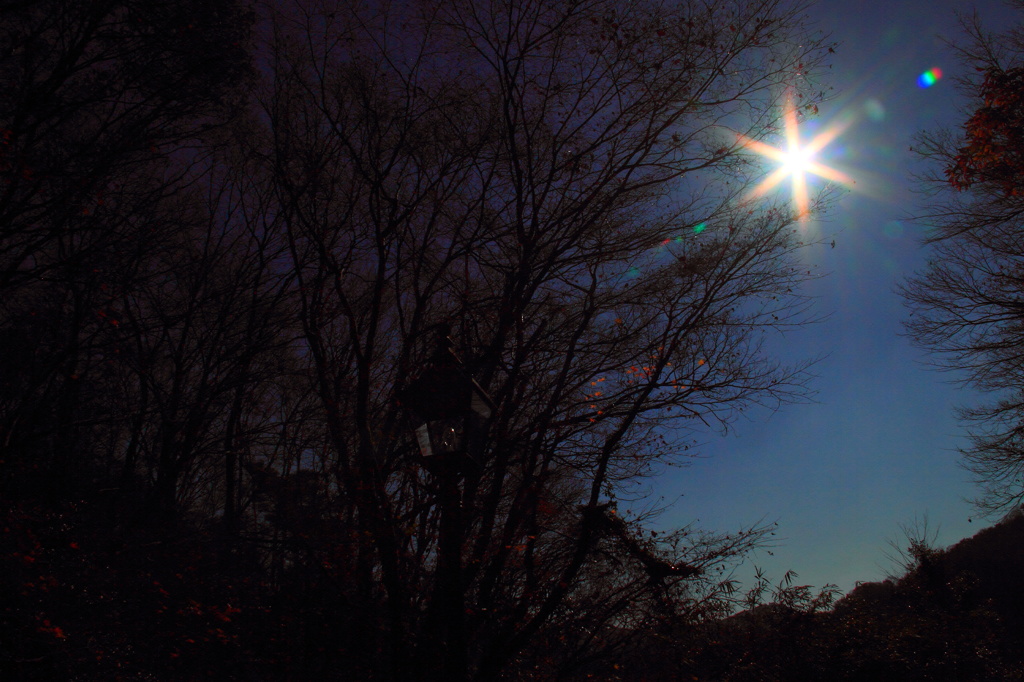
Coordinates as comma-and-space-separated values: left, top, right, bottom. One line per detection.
783, 147, 813, 174
738, 93, 853, 221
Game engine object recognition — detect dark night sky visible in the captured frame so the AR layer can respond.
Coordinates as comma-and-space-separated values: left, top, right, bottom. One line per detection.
639, 0, 1022, 594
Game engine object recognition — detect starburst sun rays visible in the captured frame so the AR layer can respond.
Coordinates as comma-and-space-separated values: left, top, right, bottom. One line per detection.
738, 95, 854, 221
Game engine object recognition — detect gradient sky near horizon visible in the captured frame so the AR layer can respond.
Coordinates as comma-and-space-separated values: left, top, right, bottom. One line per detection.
640, 0, 1024, 596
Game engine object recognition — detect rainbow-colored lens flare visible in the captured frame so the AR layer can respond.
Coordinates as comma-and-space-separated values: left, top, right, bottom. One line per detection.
737, 92, 854, 222
917, 67, 942, 88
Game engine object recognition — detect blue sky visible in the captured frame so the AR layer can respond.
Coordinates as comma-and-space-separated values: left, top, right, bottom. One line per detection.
643, 0, 1022, 595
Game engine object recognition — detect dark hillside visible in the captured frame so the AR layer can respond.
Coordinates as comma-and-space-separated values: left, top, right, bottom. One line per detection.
936, 509, 1024, 633
610, 515, 1024, 681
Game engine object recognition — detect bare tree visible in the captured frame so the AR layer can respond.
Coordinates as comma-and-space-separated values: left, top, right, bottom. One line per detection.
258, 0, 838, 678
0, 0, 253, 290
0, 0, 255, 499
98, 143, 298, 529
883, 515, 942, 580
901, 3, 1024, 515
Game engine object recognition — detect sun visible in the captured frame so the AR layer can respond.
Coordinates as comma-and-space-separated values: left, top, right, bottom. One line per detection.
738, 93, 854, 221
782, 146, 813, 174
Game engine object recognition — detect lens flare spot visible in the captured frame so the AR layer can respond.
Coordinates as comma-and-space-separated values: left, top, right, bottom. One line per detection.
917, 67, 943, 88
627, 266, 641, 278
864, 98, 885, 122
693, 222, 707, 235
883, 220, 904, 238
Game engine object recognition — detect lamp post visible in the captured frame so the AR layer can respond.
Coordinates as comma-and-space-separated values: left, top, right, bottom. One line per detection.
398, 326, 495, 681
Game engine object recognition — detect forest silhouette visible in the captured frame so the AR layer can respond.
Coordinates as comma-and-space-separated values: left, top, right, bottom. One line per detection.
3, 0, 1024, 679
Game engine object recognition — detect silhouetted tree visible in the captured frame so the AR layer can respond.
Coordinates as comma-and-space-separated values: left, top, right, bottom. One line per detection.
0, 0, 255, 498
259, 0, 837, 678
114, 154, 297, 523
1, 0, 847, 679
0, 0, 253, 289
902, 2, 1024, 514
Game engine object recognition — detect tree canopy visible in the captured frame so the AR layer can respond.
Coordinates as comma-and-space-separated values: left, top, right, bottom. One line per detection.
0, 0, 841, 679
903, 1, 1024, 515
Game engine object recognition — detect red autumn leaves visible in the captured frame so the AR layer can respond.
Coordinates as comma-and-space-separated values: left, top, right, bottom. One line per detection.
947, 67, 1024, 196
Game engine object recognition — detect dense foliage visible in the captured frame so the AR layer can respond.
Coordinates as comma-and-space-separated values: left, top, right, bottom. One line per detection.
947, 66, 1024, 195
